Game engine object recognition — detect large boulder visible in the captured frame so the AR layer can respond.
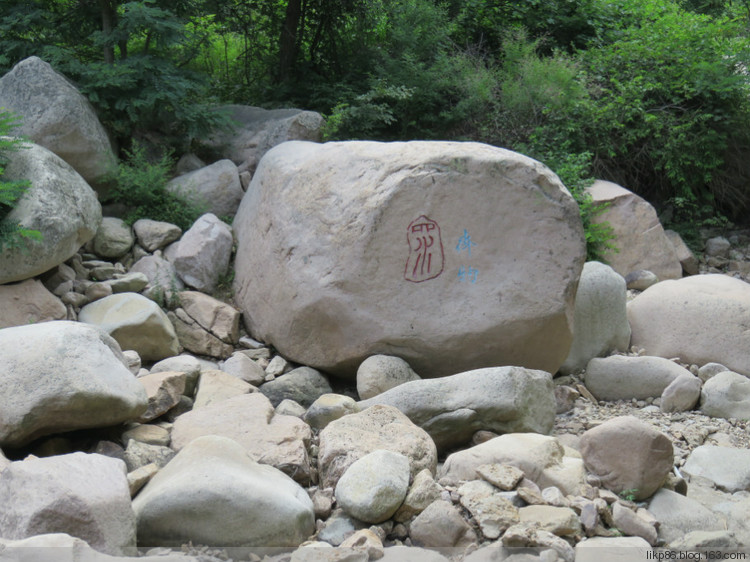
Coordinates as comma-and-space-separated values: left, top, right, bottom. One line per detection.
0, 321, 147, 447
0, 142, 101, 284
132, 435, 315, 547
628, 275, 750, 376
585, 180, 682, 280
234, 141, 586, 378
559, 261, 630, 374
206, 105, 324, 172
166, 159, 244, 219
173, 213, 233, 293
359, 366, 556, 450
0, 56, 116, 191
0, 452, 136, 556
78, 292, 180, 361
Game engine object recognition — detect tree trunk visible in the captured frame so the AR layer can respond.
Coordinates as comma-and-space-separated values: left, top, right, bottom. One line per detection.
99, 0, 116, 64
277, 0, 302, 82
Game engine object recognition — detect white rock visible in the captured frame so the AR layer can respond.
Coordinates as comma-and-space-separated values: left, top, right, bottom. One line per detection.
560, 261, 630, 375
0, 142, 101, 284
0, 452, 136, 555
356, 355, 421, 399
0, 321, 147, 447
585, 180, 681, 280
92, 217, 134, 259
683, 445, 750, 492
132, 219, 182, 251
359, 366, 555, 450
335, 449, 410, 523
166, 159, 243, 218
575, 537, 652, 562
79, 292, 179, 361
136, 371, 187, 422
584, 355, 692, 401
173, 213, 233, 293
221, 352, 266, 385
701, 370, 750, 420
233, 140, 585, 378
192, 369, 253, 408
132, 435, 314, 547
648, 488, 725, 544
628, 274, 750, 377
304, 393, 361, 430
0, 56, 116, 191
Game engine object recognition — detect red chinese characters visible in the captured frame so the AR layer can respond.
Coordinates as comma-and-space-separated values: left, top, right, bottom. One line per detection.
405, 215, 444, 283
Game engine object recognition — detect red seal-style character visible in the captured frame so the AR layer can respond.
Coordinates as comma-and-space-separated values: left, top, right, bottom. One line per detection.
405, 215, 444, 283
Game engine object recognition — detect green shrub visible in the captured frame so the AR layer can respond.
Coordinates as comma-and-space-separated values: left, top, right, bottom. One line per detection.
109, 142, 205, 230
0, 110, 41, 251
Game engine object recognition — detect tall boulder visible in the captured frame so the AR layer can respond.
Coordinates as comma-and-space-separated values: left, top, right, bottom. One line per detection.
206, 105, 324, 173
0, 142, 101, 284
0, 56, 116, 191
628, 275, 750, 377
233, 141, 586, 378
585, 180, 681, 280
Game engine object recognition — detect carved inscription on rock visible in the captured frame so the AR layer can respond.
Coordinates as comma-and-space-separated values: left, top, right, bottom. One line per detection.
404, 215, 444, 283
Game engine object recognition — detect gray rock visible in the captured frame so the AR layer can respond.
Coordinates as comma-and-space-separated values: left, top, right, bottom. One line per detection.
0, 142, 101, 284
518, 505, 581, 537
682, 445, 750, 492
665, 229, 699, 276
560, 261, 631, 374
130, 254, 185, 297
459, 480, 520, 539
584, 355, 692, 401
629, 274, 750, 377
393, 468, 443, 522
0, 452, 136, 555
610, 502, 657, 545
171, 392, 312, 484
0, 279, 66, 328
0, 321, 147, 447
574, 537, 652, 562
705, 236, 731, 258
660, 374, 701, 413
585, 180, 682, 280
150, 355, 201, 396
221, 352, 266, 385
166, 159, 243, 218
316, 509, 367, 546
135, 370, 187, 422
233, 140, 585, 379
123, 440, 175, 472
260, 366, 333, 407
206, 104, 324, 172
304, 393, 361, 429
92, 217, 134, 259
360, 366, 555, 450
121, 424, 170, 447
132, 219, 182, 252
173, 213, 233, 293
697, 362, 729, 383
132, 435, 314, 547
356, 355, 421, 400
580, 416, 673, 501
0, 56, 116, 191
648, 488, 725, 544
624, 269, 659, 291
79, 292, 180, 362
318, 405, 437, 489
409, 500, 477, 548
276, 399, 306, 418
701, 370, 750, 420
335, 450, 410, 523
103, 272, 149, 294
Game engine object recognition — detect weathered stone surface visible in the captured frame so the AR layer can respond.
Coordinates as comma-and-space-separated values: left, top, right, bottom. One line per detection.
221, 351, 266, 385
150, 355, 201, 396
458, 480, 520, 539
171, 392, 312, 484
103, 272, 149, 294
92, 217, 134, 259
664, 230, 699, 276
628, 275, 750, 376
409, 500, 477, 548
624, 269, 659, 291
132, 435, 314, 547
123, 440, 175, 472
584, 355, 692, 401
0, 452, 136, 555
518, 505, 581, 536
233, 141, 585, 378
0, 56, 116, 190
0, 279, 66, 328
700, 370, 750, 420
560, 261, 631, 375
166, 159, 243, 218
260, 366, 333, 407
136, 370, 187, 422
318, 405, 438, 489
360, 367, 555, 450
660, 373, 701, 413
193, 369, 253, 408
132, 219, 182, 252
0, 321, 147, 447
648, 488, 725, 544
610, 502, 657, 545
580, 416, 673, 500
121, 424, 170, 447
207, 105, 324, 172
439, 433, 585, 496
304, 394, 361, 430
574, 537, 653, 562
356, 355, 421, 399
130, 253, 185, 297
79, 292, 179, 361
0, 142, 101, 284
683, 445, 750, 492
178, 291, 240, 343
393, 468, 443, 522
173, 213, 233, 293
586, 180, 681, 280
335, 450, 410, 524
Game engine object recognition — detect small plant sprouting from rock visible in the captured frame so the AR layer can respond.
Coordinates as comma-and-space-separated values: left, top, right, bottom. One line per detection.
619, 488, 639, 502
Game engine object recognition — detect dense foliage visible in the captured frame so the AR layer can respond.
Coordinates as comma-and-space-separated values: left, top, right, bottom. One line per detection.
0, 111, 41, 251
1, 0, 748, 254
